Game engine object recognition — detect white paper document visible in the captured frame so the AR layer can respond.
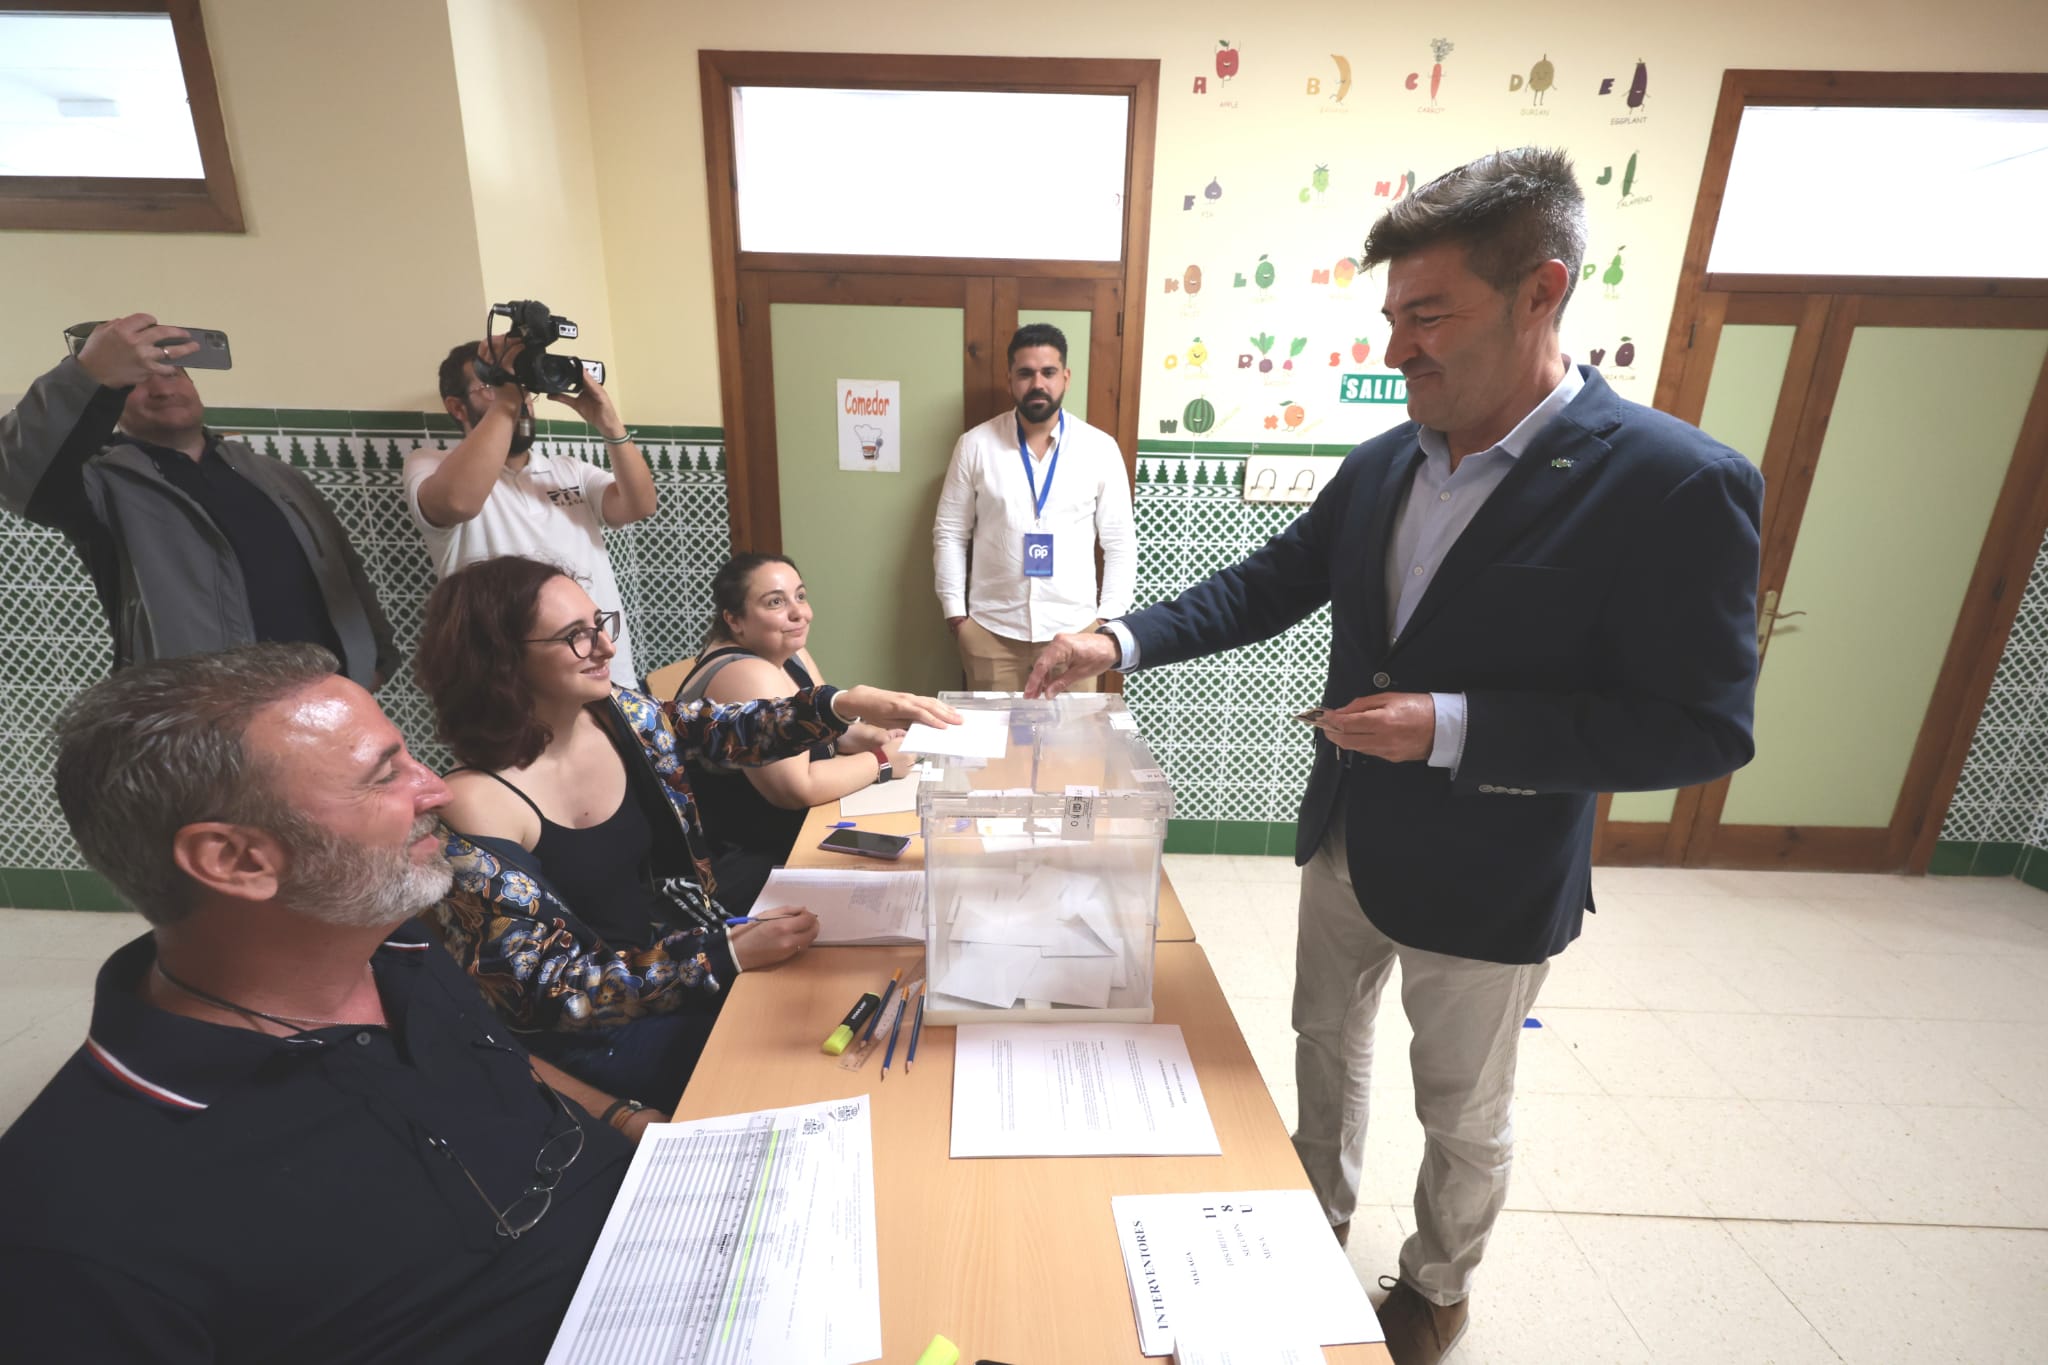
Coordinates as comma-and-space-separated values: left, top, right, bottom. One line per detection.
949, 1023, 1220, 1157
837, 774, 922, 817
752, 868, 924, 945
546, 1097, 882, 1365
1112, 1188, 1382, 1358
900, 707, 1010, 759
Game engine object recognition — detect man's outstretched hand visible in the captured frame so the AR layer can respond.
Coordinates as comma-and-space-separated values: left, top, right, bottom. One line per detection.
1024, 630, 1120, 698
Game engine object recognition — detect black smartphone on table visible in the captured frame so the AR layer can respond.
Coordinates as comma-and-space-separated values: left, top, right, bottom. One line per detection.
818, 828, 911, 861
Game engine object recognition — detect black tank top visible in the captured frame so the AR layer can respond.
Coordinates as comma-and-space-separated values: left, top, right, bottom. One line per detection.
464, 761, 674, 950
674, 647, 833, 864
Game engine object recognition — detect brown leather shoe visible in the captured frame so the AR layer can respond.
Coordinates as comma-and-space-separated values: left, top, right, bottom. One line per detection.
1332, 1220, 1350, 1248
1374, 1278, 1468, 1365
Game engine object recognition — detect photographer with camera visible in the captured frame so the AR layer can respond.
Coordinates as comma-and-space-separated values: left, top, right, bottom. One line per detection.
0, 312, 399, 685
407, 303, 657, 689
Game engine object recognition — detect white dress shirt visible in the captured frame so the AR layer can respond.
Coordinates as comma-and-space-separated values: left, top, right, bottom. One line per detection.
1107, 361, 1584, 773
933, 408, 1136, 642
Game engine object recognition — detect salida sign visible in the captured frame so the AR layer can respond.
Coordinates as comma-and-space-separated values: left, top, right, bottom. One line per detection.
1337, 374, 1408, 405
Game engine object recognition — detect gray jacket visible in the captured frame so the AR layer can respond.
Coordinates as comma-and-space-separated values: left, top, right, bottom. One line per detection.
0, 356, 398, 684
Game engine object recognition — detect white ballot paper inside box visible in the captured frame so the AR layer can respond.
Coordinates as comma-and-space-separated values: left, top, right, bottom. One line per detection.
949, 1023, 1220, 1158
1112, 1188, 1383, 1358
546, 1097, 881, 1365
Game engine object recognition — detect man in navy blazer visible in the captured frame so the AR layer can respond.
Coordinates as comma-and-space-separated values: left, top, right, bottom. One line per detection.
1027, 148, 1761, 1365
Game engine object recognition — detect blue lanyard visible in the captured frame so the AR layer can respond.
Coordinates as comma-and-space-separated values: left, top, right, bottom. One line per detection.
1016, 412, 1064, 522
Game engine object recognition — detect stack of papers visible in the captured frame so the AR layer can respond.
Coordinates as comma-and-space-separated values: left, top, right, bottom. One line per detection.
1110, 1189, 1382, 1358
950, 1023, 1220, 1157
752, 868, 923, 945
546, 1097, 881, 1365
930, 865, 1130, 1010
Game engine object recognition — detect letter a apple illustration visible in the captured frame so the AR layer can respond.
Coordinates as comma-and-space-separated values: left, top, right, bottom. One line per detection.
1216, 40, 1240, 83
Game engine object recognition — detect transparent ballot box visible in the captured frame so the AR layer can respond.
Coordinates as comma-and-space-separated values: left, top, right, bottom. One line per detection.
916, 692, 1173, 1025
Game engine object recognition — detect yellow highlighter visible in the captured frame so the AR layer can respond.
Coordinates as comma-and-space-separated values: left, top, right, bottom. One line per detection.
822, 989, 883, 1055
915, 1334, 960, 1365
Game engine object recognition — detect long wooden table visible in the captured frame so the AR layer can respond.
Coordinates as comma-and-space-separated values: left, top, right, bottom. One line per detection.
677, 935, 1389, 1363
786, 799, 1197, 942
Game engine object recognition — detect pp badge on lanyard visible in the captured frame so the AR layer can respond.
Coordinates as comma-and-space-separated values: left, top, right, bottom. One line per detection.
1019, 412, 1063, 579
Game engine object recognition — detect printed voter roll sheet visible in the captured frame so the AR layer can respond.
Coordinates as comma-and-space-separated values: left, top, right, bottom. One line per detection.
899, 706, 1010, 759
545, 1096, 881, 1365
1112, 1188, 1383, 1358
753, 868, 924, 945
949, 1023, 1221, 1157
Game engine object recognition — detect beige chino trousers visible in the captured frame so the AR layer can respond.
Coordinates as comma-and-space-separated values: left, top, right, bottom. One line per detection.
1291, 798, 1550, 1307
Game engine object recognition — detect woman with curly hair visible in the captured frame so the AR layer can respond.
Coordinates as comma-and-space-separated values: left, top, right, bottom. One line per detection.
413, 554, 956, 1115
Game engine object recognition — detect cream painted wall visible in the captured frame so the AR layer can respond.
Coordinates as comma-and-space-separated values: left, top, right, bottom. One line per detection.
446, 0, 622, 407
0, 0, 487, 411
575, 0, 2048, 427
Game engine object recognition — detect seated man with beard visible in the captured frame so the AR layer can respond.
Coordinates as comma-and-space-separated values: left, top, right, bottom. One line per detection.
0, 645, 630, 1364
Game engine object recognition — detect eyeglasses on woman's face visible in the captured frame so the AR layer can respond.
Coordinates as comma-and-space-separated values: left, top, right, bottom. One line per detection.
525, 609, 620, 660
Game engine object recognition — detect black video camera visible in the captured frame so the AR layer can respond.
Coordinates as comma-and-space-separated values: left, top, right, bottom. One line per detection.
475, 300, 606, 395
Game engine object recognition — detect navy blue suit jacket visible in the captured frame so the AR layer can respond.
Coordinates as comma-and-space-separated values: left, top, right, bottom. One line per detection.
1125, 368, 1763, 963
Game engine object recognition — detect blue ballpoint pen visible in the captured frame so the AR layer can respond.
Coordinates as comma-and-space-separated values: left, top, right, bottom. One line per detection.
906, 985, 925, 1074
865, 968, 903, 1043
880, 989, 907, 1081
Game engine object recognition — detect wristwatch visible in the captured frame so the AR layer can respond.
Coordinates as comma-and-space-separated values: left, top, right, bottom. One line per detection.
873, 759, 894, 784
601, 1098, 647, 1129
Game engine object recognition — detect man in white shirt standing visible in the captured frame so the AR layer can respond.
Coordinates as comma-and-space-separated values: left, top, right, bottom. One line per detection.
933, 324, 1135, 692
404, 340, 658, 689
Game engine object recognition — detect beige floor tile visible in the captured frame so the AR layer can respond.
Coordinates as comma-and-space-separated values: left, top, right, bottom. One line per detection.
1700, 945, 1897, 1017
1887, 1225, 2048, 1361
1163, 852, 1238, 886
1222, 854, 1303, 885
1338, 1204, 1409, 1289
1443, 1210, 1653, 1365
1589, 866, 1728, 898
1514, 1092, 1708, 1216
1914, 1019, 2048, 1113
1561, 1213, 1841, 1364
1807, 897, 2048, 956
1618, 1096, 1872, 1221
1660, 1012, 2013, 1107
1728, 1220, 2021, 1365
0, 906, 145, 959
1754, 1100, 2048, 1226
1852, 951, 2048, 1022
1532, 949, 1640, 1009
1538, 1008, 1737, 1098
1579, 945, 1761, 1013
1510, 1019, 1606, 1095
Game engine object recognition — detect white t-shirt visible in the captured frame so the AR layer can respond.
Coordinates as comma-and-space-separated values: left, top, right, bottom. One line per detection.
403, 447, 639, 688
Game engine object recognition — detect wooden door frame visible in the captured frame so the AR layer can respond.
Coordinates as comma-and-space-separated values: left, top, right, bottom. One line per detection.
1652, 69, 2048, 418
1595, 67, 2048, 869
1666, 292, 2048, 872
699, 50, 1159, 553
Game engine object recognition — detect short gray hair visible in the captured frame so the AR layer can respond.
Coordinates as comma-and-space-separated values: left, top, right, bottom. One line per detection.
52, 644, 340, 926
1361, 146, 1588, 328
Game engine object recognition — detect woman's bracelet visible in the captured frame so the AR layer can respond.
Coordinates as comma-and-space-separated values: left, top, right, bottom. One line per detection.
601, 1097, 647, 1129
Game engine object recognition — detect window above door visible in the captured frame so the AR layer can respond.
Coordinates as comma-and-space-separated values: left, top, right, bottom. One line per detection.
732, 86, 1128, 260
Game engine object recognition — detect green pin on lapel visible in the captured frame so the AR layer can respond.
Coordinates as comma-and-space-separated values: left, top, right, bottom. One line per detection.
1550, 457, 1575, 469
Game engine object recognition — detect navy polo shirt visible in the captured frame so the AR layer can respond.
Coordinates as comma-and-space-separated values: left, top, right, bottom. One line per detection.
0, 923, 631, 1364
133, 432, 345, 660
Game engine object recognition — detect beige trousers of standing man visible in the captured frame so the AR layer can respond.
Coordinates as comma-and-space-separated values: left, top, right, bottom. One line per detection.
954, 616, 1099, 693
1292, 797, 1550, 1307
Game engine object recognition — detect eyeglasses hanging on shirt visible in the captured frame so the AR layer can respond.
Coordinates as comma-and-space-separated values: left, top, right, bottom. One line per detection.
1017, 412, 1065, 579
